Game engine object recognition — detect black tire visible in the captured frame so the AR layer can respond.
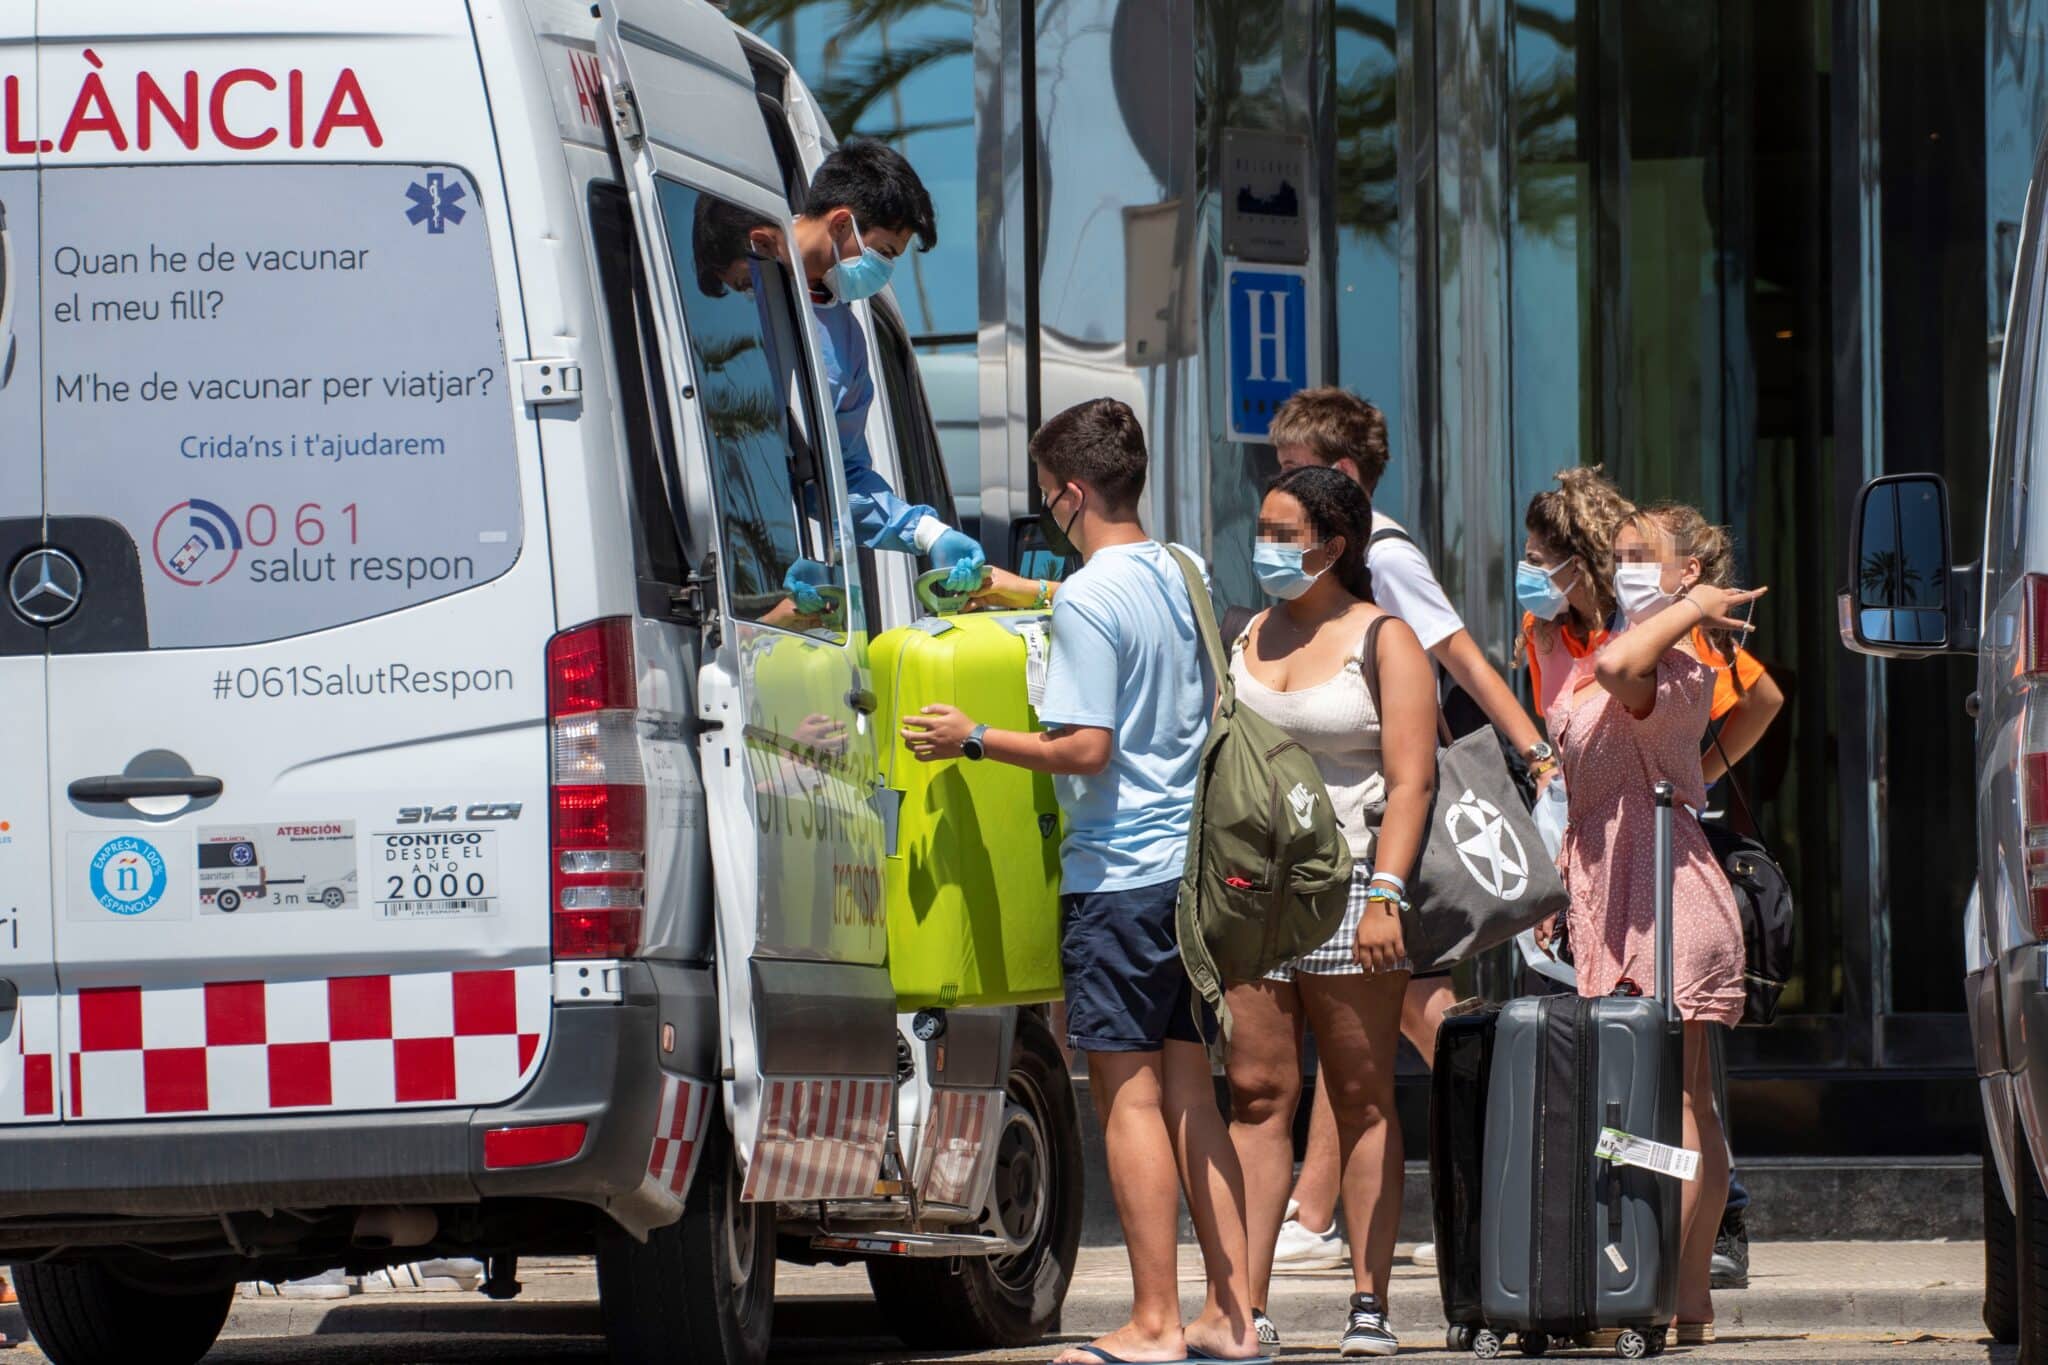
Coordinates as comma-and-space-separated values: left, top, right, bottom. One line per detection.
868, 1010, 1083, 1348
1988, 1124, 2021, 1345
216, 889, 240, 912
597, 1105, 776, 1365
2017, 1131, 2048, 1365
12, 1260, 231, 1365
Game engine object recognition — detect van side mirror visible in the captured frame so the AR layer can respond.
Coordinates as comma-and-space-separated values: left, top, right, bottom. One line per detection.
1842, 473, 1973, 657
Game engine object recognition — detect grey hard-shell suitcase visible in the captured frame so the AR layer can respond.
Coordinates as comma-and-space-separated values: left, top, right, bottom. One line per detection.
1472, 782, 1687, 1360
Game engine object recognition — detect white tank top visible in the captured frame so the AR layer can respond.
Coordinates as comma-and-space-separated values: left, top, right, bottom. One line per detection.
1230, 622, 1385, 861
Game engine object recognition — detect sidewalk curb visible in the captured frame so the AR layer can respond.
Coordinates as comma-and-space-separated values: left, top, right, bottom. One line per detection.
95, 1280, 1981, 1344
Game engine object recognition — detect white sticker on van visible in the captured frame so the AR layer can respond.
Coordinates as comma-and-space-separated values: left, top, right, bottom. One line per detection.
197, 822, 358, 916
40, 163, 522, 648
66, 832, 191, 922
374, 829, 499, 920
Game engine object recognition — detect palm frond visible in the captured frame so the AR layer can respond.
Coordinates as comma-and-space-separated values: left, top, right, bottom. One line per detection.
813, 33, 972, 135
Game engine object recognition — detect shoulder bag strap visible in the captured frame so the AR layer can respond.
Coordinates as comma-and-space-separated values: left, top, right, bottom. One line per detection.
1166, 546, 1233, 712
1369, 526, 1414, 548
1357, 612, 1453, 748
1709, 725, 1760, 829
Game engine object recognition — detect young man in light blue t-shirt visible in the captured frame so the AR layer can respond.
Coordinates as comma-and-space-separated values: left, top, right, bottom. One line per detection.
903, 399, 1266, 1365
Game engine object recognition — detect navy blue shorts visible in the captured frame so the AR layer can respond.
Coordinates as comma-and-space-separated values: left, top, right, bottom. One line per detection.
1061, 879, 1217, 1053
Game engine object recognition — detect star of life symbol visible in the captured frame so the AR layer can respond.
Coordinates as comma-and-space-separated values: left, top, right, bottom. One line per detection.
1286, 781, 1317, 832
405, 172, 467, 234
1443, 789, 1530, 901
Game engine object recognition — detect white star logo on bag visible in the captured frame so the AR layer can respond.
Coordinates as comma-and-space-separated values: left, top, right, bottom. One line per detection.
1442, 789, 1531, 901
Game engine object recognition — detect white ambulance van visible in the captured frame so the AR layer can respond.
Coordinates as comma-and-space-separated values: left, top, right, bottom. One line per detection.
0, 3, 1080, 1363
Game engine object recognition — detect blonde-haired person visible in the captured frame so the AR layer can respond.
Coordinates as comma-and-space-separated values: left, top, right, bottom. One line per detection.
1547, 504, 1762, 1340
1519, 480, 1784, 789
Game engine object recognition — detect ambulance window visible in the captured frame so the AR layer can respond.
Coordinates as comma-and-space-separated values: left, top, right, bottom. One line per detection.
40, 164, 523, 650
588, 184, 689, 602
871, 309, 959, 532
656, 180, 845, 632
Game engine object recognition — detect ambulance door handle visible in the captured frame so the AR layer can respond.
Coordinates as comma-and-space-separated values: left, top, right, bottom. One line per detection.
845, 688, 878, 715
69, 774, 224, 803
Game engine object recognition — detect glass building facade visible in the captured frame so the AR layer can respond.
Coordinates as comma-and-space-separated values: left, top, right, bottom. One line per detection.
742, 0, 2048, 1156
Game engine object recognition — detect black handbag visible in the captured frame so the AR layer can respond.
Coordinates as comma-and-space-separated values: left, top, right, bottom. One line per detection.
1703, 732, 1794, 1027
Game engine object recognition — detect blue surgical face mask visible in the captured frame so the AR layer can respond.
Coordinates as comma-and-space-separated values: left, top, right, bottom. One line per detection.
1253, 540, 1324, 600
823, 214, 896, 303
1516, 559, 1576, 621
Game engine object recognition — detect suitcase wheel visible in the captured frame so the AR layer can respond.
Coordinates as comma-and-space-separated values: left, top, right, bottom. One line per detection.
1614, 1328, 1649, 1359
1645, 1327, 1668, 1357
1447, 1325, 1477, 1352
1472, 1329, 1503, 1359
1519, 1331, 1550, 1357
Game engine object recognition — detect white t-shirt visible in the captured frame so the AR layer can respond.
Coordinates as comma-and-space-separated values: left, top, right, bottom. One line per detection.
1365, 511, 1464, 651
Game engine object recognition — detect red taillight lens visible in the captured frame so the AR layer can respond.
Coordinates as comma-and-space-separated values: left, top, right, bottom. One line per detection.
2024, 751, 2048, 939
548, 619, 645, 960
483, 1122, 588, 1169
547, 617, 638, 716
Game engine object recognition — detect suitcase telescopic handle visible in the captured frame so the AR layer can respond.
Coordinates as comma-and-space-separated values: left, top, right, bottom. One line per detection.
1653, 780, 1677, 1021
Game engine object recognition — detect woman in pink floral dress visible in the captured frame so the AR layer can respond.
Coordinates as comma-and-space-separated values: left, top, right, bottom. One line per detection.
1546, 505, 1763, 1340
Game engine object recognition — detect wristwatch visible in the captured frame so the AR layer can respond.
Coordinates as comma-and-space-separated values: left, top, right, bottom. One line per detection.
962, 724, 990, 761
1522, 740, 1555, 767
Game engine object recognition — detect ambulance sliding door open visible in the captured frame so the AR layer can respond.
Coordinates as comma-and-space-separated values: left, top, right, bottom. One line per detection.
596, 7, 896, 1197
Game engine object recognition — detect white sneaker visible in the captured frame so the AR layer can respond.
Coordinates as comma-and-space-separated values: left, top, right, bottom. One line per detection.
1411, 1241, 1438, 1268
1270, 1202, 1347, 1269
364, 1259, 485, 1293
242, 1269, 357, 1300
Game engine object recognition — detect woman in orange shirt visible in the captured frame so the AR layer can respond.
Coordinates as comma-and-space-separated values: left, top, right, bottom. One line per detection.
1520, 479, 1784, 772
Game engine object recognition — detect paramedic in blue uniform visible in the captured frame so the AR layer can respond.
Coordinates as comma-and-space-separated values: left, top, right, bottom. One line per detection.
695, 140, 986, 608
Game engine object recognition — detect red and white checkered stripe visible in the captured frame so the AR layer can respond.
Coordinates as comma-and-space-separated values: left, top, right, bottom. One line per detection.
0, 993, 60, 1125
61, 966, 549, 1120
646, 1073, 714, 1199
916, 1088, 996, 1208
741, 1077, 892, 1203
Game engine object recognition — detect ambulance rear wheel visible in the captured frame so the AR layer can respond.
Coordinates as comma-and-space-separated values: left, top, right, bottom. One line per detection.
13, 1260, 231, 1365
597, 1107, 775, 1365
868, 1010, 1082, 1348
216, 890, 241, 912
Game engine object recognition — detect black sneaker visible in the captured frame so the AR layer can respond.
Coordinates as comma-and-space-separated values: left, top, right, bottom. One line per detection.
1710, 1207, 1750, 1289
1340, 1292, 1399, 1357
1253, 1309, 1280, 1349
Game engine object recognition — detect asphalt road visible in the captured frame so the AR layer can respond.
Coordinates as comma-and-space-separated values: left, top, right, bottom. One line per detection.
0, 1242, 1995, 1364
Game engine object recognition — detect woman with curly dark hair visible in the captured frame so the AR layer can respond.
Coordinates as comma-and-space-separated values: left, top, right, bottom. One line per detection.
1222, 465, 1438, 1358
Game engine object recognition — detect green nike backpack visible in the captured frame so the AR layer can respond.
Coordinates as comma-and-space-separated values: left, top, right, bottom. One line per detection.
1166, 548, 1354, 1038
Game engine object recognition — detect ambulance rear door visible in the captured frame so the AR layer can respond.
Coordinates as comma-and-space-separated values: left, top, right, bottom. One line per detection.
0, 12, 60, 1130
35, 4, 556, 1124
597, 0, 897, 1201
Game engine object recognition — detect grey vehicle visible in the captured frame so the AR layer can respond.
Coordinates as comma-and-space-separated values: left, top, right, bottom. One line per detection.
1843, 134, 2048, 1358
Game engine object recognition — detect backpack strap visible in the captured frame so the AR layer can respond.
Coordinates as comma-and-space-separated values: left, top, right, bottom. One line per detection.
1166, 546, 1233, 714
1358, 612, 1454, 747
1368, 525, 1415, 548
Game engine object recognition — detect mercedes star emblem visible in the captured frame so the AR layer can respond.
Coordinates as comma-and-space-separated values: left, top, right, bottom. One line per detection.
9, 548, 84, 626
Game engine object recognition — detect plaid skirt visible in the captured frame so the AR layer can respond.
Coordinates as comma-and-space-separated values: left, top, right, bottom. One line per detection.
1264, 869, 1414, 982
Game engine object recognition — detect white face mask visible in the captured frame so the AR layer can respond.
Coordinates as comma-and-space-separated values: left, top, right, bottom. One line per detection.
1614, 563, 1679, 626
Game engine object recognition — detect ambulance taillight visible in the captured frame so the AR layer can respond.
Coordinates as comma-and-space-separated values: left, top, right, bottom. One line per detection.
546, 619, 645, 958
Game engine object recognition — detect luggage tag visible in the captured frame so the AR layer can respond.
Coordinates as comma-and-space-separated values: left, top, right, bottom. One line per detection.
1017, 623, 1050, 710
1594, 1126, 1700, 1181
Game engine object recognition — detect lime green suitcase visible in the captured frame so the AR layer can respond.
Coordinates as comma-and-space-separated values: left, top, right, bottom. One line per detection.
873, 611, 1065, 1009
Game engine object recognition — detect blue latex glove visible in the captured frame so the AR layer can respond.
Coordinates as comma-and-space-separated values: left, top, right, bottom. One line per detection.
782, 559, 837, 616
929, 528, 989, 595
